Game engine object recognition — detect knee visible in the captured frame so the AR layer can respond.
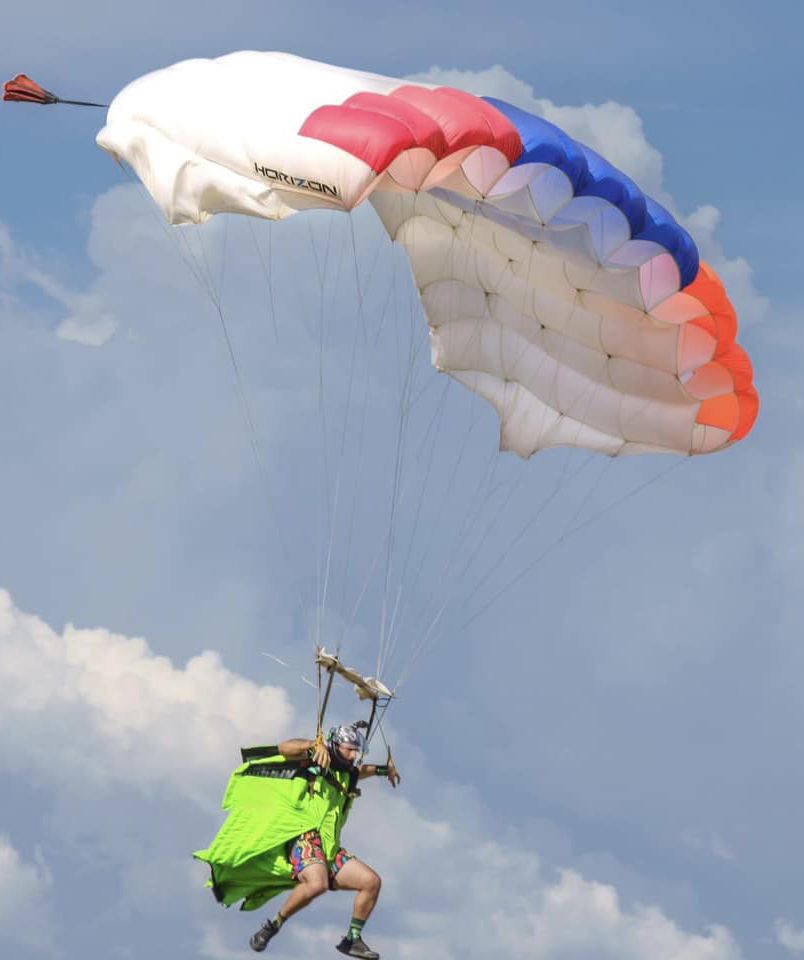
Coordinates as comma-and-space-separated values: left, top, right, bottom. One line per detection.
303, 872, 329, 898
366, 870, 381, 896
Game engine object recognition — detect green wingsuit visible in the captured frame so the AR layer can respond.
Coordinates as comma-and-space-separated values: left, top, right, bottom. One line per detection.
194, 746, 359, 911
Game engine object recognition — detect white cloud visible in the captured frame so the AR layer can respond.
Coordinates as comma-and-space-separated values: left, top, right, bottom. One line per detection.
21, 261, 117, 345
407, 65, 768, 326
0, 588, 294, 803
525, 870, 739, 960
0, 836, 54, 953
776, 919, 804, 954
56, 314, 118, 346
0, 219, 118, 345
353, 792, 743, 960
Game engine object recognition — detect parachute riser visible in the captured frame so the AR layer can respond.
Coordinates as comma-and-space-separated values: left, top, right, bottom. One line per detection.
316, 658, 338, 737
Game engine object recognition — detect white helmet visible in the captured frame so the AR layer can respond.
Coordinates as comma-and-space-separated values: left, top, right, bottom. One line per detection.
327, 722, 368, 768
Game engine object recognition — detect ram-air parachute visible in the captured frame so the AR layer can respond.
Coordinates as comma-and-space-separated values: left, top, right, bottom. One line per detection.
89, 51, 755, 457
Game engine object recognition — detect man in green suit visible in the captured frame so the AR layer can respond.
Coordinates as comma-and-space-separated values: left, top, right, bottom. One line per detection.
195, 723, 400, 959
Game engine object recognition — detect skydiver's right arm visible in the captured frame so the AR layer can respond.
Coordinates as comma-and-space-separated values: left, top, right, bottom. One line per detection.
277, 738, 313, 759
278, 737, 330, 768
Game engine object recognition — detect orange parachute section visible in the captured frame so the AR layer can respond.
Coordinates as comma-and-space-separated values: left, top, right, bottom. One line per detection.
686, 262, 758, 445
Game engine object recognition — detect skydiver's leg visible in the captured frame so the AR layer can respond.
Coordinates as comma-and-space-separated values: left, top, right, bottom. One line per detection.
330, 857, 382, 920
277, 862, 329, 918
250, 832, 330, 952
250, 866, 329, 952
278, 829, 330, 918
331, 858, 382, 958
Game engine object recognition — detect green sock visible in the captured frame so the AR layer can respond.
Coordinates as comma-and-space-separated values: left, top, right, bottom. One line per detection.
348, 917, 365, 941
272, 912, 287, 931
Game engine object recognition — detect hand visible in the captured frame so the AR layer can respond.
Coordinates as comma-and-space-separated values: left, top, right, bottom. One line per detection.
311, 732, 330, 769
386, 762, 401, 789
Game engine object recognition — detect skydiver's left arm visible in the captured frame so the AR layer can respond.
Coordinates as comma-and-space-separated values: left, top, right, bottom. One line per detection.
358, 762, 401, 788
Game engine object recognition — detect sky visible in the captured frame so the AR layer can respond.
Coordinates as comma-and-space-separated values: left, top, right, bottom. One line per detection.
1, 3, 802, 959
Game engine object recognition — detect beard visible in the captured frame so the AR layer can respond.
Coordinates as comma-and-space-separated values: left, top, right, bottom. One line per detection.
328, 745, 358, 772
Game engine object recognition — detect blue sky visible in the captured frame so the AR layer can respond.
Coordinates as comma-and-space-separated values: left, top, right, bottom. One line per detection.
1, 4, 802, 959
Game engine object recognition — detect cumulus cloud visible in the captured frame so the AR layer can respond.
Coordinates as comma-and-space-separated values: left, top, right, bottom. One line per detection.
407, 65, 768, 326
0, 588, 293, 803
345, 793, 744, 960
0, 836, 54, 953
776, 919, 804, 954
522, 870, 738, 960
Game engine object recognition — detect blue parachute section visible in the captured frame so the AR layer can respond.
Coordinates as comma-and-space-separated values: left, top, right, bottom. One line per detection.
482, 96, 699, 288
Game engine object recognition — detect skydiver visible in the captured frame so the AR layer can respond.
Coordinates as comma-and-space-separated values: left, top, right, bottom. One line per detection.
249, 723, 401, 959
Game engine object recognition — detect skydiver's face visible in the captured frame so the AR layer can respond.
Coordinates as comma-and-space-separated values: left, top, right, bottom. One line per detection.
336, 743, 359, 764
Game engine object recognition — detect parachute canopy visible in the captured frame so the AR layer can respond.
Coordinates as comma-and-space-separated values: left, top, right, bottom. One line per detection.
96, 52, 758, 457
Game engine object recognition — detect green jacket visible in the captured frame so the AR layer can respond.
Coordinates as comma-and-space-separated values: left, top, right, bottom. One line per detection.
194, 746, 358, 911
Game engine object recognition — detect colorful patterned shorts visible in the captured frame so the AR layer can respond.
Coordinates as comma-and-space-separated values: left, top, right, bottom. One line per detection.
288, 829, 354, 887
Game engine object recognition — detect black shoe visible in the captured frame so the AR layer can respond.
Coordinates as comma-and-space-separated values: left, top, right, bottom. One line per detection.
250, 920, 279, 952
336, 935, 380, 959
